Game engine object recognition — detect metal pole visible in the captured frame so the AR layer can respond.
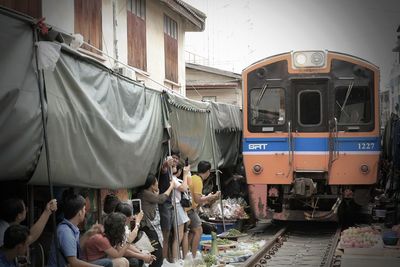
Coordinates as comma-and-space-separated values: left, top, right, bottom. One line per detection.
208, 112, 226, 232
167, 140, 181, 260
33, 27, 60, 267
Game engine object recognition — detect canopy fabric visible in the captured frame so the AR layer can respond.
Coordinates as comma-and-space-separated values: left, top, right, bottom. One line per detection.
215, 131, 242, 168
0, 8, 242, 187
166, 91, 210, 113
164, 92, 242, 170
0, 10, 43, 181
30, 51, 164, 188
209, 101, 242, 132
167, 102, 219, 171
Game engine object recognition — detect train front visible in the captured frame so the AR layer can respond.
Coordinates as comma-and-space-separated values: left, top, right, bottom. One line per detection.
242, 50, 380, 222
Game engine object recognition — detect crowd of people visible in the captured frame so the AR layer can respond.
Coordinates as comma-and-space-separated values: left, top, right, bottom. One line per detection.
138, 151, 220, 266
0, 150, 221, 266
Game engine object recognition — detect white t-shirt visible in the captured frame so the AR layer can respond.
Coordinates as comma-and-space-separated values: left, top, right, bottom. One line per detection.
173, 176, 182, 203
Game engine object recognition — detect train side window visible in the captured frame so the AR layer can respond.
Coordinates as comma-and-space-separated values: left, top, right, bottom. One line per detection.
334, 86, 371, 125
250, 87, 285, 126
298, 90, 321, 126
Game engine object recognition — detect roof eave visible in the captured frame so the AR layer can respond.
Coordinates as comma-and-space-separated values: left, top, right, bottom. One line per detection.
160, 0, 206, 32
186, 62, 241, 79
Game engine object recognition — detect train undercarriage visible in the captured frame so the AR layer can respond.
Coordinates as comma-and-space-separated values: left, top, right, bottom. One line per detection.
249, 172, 374, 222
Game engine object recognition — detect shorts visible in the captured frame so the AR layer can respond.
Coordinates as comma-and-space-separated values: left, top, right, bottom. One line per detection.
187, 209, 202, 229
127, 257, 144, 267
176, 202, 189, 226
91, 258, 113, 267
159, 202, 174, 232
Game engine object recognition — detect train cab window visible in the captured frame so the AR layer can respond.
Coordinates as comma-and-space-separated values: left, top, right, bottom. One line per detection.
298, 91, 321, 126
250, 87, 285, 126
335, 86, 371, 125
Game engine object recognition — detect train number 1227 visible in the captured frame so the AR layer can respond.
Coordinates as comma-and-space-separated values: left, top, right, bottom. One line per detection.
358, 142, 374, 150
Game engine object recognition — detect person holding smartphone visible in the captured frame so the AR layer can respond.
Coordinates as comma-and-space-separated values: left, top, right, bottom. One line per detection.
137, 174, 173, 267
114, 202, 156, 266
157, 150, 180, 261
170, 162, 191, 262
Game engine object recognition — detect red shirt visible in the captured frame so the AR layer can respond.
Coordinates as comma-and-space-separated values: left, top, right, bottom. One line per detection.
84, 234, 112, 261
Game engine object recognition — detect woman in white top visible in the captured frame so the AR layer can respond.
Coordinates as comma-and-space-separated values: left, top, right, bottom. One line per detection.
171, 163, 190, 261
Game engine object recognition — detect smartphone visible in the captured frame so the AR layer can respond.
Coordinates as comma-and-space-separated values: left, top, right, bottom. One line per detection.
131, 199, 142, 214
185, 157, 189, 166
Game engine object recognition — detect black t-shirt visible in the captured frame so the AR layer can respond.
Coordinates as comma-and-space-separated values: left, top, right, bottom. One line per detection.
158, 171, 170, 194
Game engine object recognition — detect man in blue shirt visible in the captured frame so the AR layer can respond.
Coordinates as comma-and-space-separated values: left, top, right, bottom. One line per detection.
48, 192, 105, 267
0, 224, 30, 267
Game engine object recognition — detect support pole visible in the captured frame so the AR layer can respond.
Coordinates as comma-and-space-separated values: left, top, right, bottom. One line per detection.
208, 112, 226, 232
33, 27, 60, 267
168, 140, 181, 260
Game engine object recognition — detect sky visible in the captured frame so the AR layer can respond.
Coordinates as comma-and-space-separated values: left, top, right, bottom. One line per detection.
184, 0, 400, 89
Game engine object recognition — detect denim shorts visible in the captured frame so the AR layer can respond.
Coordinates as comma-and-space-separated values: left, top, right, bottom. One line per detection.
91, 258, 113, 267
187, 209, 202, 229
159, 202, 174, 232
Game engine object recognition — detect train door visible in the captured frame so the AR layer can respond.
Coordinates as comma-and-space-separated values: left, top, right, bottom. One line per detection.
291, 80, 329, 171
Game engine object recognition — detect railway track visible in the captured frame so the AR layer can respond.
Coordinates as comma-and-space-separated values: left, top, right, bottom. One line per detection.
243, 223, 341, 267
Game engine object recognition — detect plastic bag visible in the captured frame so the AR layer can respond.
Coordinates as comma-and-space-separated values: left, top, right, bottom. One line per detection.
134, 231, 155, 252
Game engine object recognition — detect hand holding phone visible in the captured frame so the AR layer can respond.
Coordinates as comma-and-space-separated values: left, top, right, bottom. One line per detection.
131, 199, 142, 214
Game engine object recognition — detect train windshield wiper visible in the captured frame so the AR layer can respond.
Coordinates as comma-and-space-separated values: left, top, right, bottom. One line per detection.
337, 81, 354, 119
256, 81, 269, 106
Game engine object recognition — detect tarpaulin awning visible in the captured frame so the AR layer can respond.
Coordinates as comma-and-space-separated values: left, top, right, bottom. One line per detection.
0, 7, 242, 188
164, 92, 242, 170
0, 9, 43, 181
30, 50, 164, 188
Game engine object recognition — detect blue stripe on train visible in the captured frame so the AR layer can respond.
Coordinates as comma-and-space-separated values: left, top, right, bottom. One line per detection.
243, 137, 381, 152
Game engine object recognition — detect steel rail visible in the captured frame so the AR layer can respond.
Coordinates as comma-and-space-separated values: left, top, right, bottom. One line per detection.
243, 224, 340, 267
243, 227, 287, 267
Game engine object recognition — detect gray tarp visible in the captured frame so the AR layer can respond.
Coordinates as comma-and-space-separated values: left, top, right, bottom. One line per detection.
30, 51, 164, 188
0, 10, 43, 181
165, 93, 242, 170
0, 8, 242, 187
209, 101, 242, 132
210, 101, 242, 168
166, 93, 218, 170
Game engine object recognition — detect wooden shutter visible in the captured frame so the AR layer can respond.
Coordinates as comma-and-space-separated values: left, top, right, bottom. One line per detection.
0, 0, 42, 18
164, 15, 178, 83
127, 0, 147, 71
74, 0, 102, 54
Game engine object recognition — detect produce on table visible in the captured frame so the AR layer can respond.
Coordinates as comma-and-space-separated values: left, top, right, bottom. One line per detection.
224, 228, 243, 237
340, 226, 381, 248
202, 238, 233, 246
203, 253, 217, 267
203, 198, 249, 220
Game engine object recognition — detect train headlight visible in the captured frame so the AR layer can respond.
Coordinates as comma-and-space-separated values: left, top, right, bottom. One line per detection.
294, 53, 307, 66
360, 164, 369, 174
252, 164, 263, 174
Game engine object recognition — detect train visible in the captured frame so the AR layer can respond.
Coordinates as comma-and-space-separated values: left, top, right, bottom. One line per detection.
242, 50, 380, 222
